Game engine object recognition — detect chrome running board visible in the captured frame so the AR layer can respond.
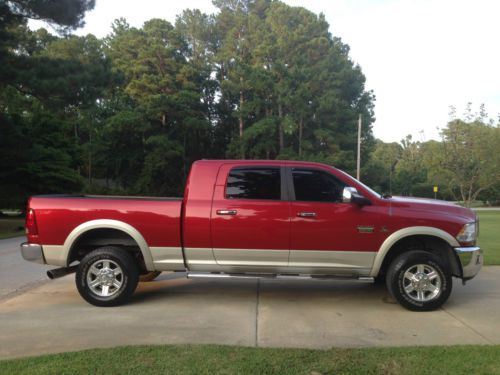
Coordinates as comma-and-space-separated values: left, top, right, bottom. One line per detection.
187, 272, 374, 283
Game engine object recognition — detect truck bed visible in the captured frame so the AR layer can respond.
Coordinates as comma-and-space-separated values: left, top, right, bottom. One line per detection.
29, 195, 183, 248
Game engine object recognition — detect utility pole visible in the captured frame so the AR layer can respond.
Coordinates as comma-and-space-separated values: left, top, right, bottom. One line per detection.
356, 114, 362, 180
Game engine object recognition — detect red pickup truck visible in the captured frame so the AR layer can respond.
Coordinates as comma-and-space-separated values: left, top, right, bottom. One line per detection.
21, 160, 482, 311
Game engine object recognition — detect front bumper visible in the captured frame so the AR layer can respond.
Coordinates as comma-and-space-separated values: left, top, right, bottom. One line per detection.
455, 246, 483, 280
20, 242, 45, 264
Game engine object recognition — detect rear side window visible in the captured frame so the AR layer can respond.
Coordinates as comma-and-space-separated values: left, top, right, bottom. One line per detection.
226, 167, 281, 200
292, 168, 345, 202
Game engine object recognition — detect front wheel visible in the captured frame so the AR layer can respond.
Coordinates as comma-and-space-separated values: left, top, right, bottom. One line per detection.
386, 250, 452, 311
76, 246, 139, 307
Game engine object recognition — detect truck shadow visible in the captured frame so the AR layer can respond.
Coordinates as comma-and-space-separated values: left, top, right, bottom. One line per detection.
129, 273, 394, 306
128, 272, 489, 309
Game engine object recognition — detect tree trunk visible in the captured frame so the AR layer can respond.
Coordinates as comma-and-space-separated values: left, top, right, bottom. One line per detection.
298, 117, 303, 157
239, 77, 245, 159
161, 113, 166, 127
239, 105, 244, 138
460, 184, 468, 207
239, 78, 244, 139
183, 131, 187, 182
278, 102, 284, 152
88, 127, 92, 185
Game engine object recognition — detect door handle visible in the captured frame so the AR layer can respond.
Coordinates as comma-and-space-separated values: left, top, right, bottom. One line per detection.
297, 212, 317, 218
216, 209, 237, 216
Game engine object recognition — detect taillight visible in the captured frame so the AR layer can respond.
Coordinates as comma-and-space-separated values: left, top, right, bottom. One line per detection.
26, 208, 38, 236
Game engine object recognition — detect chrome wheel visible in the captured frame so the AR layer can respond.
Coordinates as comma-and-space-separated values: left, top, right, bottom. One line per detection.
403, 264, 442, 302
86, 259, 123, 297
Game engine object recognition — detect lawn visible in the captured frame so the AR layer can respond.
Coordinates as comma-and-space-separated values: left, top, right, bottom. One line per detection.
1, 344, 499, 375
0, 217, 24, 239
477, 211, 500, 265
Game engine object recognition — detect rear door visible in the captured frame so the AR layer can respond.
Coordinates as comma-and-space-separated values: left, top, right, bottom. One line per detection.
210, 164, 291, 269
288, 166, 380, 274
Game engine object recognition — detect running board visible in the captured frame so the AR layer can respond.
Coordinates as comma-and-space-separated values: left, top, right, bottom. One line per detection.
187, 272, 374, 283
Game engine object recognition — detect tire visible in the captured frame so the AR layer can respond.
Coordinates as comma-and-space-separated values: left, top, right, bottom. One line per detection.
139, 271, 162, 282
386, 250, 452, 311
373, 274, 385, 285
76, 246, 139, 307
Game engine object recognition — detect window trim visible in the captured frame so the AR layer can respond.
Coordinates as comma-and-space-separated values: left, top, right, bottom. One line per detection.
286, 167, 347, 203
224, 166, 288, 201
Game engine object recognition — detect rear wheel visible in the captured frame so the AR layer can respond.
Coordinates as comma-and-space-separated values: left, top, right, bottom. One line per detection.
386, 250, 452, 311
76, 246, 139, 307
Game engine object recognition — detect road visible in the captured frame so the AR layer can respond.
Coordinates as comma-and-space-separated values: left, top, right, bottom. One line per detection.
0, 237, 52, 300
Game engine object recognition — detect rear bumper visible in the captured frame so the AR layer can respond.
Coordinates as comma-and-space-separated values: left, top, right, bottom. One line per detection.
454, 246, 483, 280
20, 242, 45, 264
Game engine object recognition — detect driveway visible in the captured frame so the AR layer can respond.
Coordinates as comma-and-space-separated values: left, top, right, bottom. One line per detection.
0, 260, 499, 360
0, 237, 52, 300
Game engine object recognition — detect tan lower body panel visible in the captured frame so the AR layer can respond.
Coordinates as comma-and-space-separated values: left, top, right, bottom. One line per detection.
289, 250, 375, 269
183, 247, 374, 276
287, 250, 375, 276
42, 245, 67, 267
42, 245, 185, 271
214, 248, 288, 267
150, 247, 185, 271
183, 247, 217, 271
42, 244, 374, 276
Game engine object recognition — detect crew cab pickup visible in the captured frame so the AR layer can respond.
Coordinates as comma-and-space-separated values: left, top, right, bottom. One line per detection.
21, 160, 483, 311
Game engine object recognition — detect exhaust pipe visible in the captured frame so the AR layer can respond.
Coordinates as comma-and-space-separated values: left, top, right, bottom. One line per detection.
47, 265, 78, 280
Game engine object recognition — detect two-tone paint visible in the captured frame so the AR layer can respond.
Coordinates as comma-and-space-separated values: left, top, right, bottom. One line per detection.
24, 160, 482, 280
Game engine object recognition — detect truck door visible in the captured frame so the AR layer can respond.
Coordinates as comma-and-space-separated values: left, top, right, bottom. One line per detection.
210, 164, 290, 270
288, 167, 380, 274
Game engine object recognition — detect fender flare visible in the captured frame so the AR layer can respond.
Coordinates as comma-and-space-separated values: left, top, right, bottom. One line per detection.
369, 226, 460, 277
62, 219, 154, 271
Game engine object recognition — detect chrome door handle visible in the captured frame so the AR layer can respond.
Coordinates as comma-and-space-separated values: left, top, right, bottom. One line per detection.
297, 212, 316, 218
216, 209, 237, 216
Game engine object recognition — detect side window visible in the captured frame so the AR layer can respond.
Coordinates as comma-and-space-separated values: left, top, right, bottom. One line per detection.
226, 167, 281, 200
292, 168, 346, 202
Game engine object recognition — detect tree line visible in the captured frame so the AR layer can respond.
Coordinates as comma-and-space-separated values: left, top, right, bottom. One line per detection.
365, 106, 500, 207
1, 0, 499, 209
0, 0, 374, 208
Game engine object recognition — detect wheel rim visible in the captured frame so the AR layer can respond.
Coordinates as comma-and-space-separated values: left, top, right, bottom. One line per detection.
86, 259, 123, 298
402, 264, 442, 302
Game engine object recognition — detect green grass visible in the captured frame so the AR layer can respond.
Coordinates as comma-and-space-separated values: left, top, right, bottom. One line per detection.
477, 211, 500, 265
1, 344, 499, 375
0, 217, 24, 239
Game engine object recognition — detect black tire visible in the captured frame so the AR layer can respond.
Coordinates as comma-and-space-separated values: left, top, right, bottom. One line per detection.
386, 250, 452, 311
139, 271, 162, 282
373, 274, 385, 285
76, 246, 139, 307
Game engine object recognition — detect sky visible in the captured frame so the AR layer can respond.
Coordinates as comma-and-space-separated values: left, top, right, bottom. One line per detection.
30, 0, 500, 143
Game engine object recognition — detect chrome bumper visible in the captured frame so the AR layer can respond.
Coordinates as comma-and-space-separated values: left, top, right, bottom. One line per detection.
455, 246, 483, 280
20, 242, 45, 264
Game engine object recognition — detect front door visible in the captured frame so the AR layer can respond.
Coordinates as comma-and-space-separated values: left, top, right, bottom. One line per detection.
210, 165, 290, 270
288, 167, 381, 274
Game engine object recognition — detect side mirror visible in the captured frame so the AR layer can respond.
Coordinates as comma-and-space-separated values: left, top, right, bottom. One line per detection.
342, 187, 371, 206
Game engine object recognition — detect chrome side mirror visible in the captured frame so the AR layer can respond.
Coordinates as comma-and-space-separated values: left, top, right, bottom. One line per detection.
342, 187, 356, 203
342, 187, 371, 206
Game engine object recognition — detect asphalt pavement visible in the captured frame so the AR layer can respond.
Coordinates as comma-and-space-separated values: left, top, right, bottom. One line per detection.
0, 237, 499, 360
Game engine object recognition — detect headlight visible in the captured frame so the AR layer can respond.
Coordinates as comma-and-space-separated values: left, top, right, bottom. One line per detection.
456, 222, 477, 246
